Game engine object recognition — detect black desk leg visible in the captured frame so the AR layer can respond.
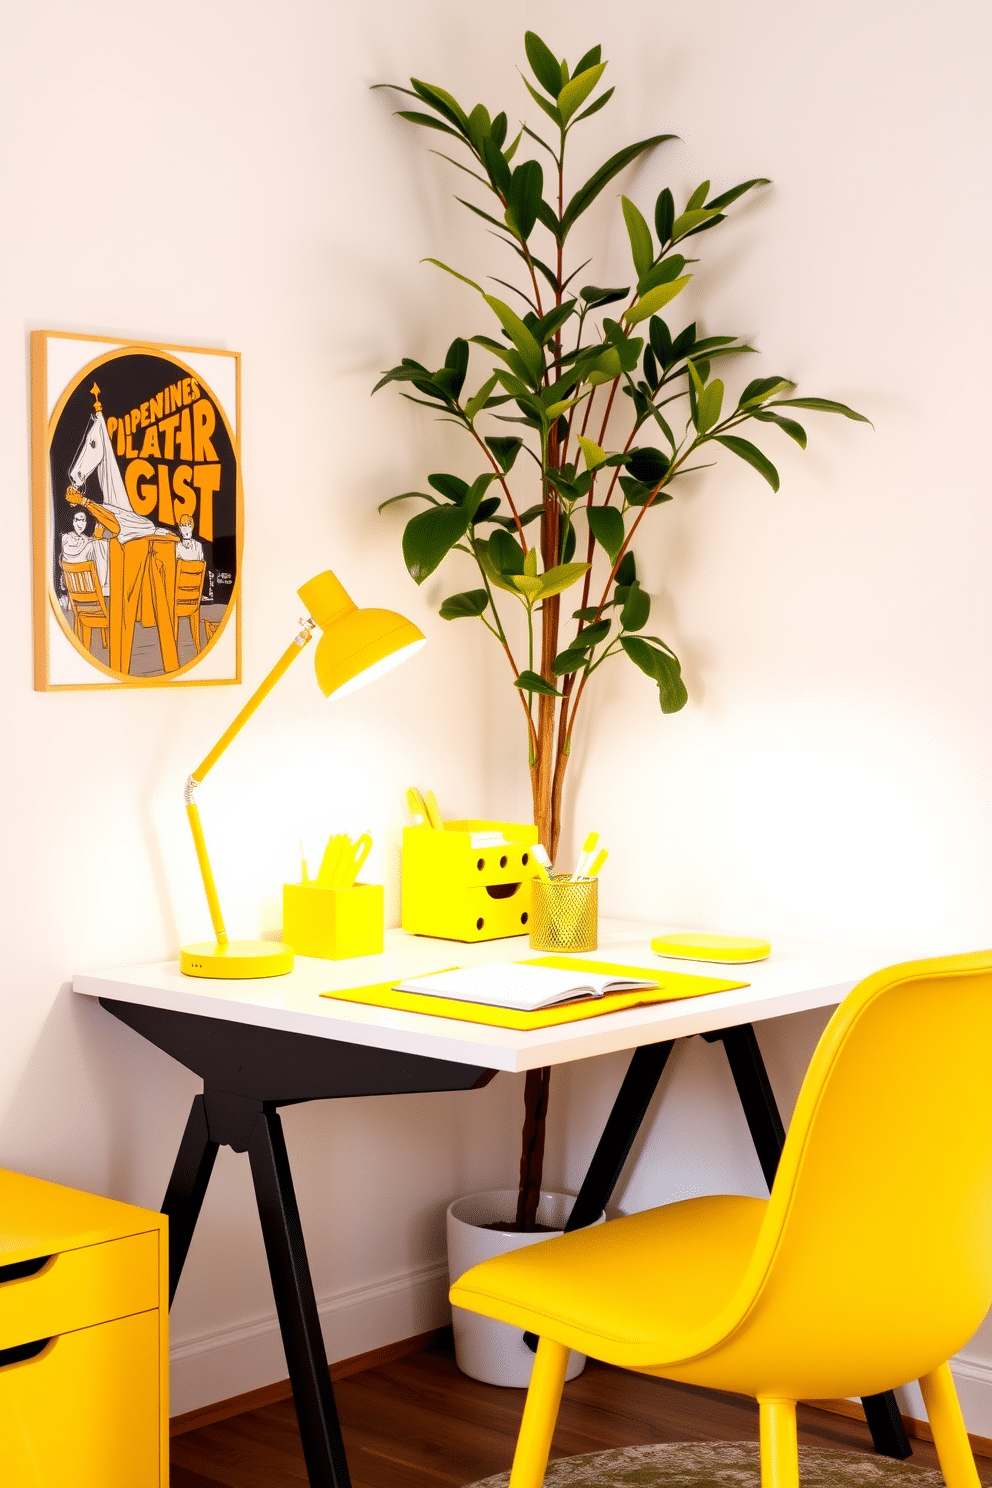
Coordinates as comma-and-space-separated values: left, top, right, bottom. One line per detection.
161, 1094, 219, 1307
704, 1024, 911, 1462
523, 1040, 676, 1352
564, 1040, 677, 1233
247, 1105, 352, 1488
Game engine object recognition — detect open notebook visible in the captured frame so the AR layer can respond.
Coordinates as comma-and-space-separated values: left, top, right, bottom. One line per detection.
320, 957, 749, 1031
393, 960, 657, 1011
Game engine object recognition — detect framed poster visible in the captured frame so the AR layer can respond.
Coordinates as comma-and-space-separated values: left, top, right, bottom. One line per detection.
32, 331, 242, 690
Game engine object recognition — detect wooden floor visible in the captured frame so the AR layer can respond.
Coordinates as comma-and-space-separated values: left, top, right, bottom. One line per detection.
170, 1335, 992, 1487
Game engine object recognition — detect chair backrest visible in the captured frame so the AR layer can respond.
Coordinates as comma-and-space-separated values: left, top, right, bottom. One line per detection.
175, 559, 205, 614
61, 560, 108, 620
725, 952, 992, 1393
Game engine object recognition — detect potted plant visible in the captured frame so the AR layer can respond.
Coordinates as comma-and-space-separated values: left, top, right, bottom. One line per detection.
375, 34, 867, 1238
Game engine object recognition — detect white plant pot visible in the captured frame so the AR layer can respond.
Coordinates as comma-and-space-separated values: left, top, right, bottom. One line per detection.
446, 1188, 601, 1387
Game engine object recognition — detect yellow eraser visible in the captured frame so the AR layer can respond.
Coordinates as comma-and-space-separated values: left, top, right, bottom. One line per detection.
651, 932, 771, 964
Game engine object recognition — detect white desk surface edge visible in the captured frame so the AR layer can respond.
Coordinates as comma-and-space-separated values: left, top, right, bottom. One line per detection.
72, 921, 897, 1074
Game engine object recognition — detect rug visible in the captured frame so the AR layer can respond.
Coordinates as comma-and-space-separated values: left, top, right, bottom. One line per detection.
468, 1442, 946, 1488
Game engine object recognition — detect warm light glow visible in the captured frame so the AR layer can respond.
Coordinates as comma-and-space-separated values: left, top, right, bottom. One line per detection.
328, 638, 427, 699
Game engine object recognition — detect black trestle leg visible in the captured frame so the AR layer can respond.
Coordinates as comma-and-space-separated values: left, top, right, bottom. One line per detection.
247, 1105, 352, 1488
523, 1039, 676, 1353
161, 1094, 219, 1307
705, 1024, 912, 1461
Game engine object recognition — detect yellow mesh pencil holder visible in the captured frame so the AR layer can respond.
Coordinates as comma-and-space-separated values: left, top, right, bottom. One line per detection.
529, 874, 598, 954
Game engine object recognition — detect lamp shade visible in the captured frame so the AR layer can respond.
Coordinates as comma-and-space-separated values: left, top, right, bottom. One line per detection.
298, 570, 425, 699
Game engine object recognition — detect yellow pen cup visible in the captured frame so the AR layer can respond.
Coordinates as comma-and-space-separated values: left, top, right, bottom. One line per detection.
282, 882, 384, 960
528, 874, 598, 954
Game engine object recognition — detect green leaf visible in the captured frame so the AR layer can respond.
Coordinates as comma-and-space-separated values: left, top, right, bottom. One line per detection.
473, 496, 503, 523
410, 79, 470, 132
705, 177, 770, 211
621, 195, 654, 280
423, 258, 484, 293
466, 103, 492, 153
377, 490, 438, 513
462, 472, 497, 518
533, 300, 577, 345
558, 62, 607, 124
616, 551, 636, 587
484, 295, 544, 383
402, 504, 471, 582
522, 76, 563, 128
580, 284, 630, 308
395, 110, 466, 142
428, 473, 468, 502
573, 44, 602, 74
576, 435, 606, 470
443, 338, 469, 399
485, 436, 524, 472
506, 158, 545, 240
686, 180, 710, 211
627, 446, 669, 483
488, 527, 526, 575
514, 669, 562, 697
561, 134, 676, 238
474, 538, 522, 594
696, 378, 724, 434
534, 561, 591, 600
654, 188, 675, 244
637, 254, 686, 296
523, 545, 539, 577
465, 373, 499, 423
624, 275, 691, 326
573, 605, 601, 621
751, 410, 807, 448
587, 506, 625, 562
620, 580, 650, 631
714, 435, 781, 491
620, 635, 688, 712
573, 87, 615, 123
574, 619, 611, 648
439, 589, 490, 620
737, 375, 796, 409
670, 207, 722, 242
767, 397, 872, 424
511, 573, 543, 602
481, 134, 513, 195
552, 647, 589, 676
524, 31, 565, 97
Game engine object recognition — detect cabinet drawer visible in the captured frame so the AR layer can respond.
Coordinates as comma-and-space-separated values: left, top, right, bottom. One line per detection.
0, 1307, 162, 1486
0, 1230, 159, 1351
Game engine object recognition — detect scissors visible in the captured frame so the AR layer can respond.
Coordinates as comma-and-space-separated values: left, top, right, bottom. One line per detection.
334, 833, 373, 889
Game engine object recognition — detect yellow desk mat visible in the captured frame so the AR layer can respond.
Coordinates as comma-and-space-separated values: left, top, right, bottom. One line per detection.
320, 957, 749, 1031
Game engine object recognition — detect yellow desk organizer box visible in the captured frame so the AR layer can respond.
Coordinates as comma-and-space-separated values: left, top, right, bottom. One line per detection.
402, 820, 541, 941
283, 882, 384, 959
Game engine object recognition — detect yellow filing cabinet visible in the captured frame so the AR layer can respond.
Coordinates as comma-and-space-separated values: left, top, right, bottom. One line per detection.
0, 1167, 168, 1487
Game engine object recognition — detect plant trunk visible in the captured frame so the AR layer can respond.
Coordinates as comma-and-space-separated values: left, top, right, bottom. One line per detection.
515, 1066, 551, 1230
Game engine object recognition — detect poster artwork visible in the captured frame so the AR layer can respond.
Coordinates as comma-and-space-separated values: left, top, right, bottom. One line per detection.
32, 333, 242, 689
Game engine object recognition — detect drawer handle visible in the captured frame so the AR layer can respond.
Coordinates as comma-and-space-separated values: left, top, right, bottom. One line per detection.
0, 1256, 52, 1284
0, 1338, 52, 1370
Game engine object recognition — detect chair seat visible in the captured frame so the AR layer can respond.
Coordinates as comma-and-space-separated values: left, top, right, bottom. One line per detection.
451, 1193, 766, 1370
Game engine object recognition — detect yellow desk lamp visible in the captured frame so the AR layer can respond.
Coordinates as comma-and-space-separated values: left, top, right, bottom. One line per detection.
180, 569, 425, 979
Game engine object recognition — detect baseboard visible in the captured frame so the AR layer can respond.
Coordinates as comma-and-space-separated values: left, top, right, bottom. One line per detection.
170, 1325, 452, 1436
806, 1397, 992, 1461
168, 1257, 451, 1417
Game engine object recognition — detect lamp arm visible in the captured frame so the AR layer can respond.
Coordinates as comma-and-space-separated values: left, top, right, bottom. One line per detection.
184, 619, 315, 947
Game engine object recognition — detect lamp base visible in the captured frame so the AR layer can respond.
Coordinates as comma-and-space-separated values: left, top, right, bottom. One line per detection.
180, 939, 294, 979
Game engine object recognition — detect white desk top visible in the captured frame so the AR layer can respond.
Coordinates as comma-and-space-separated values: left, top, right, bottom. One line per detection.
73, 921, 893, 1074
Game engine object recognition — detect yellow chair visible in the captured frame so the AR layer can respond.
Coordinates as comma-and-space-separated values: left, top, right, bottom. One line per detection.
451, 951, 992, 1488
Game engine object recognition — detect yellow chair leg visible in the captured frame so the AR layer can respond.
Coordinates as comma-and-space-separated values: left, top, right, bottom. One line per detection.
920, 1362, 981, 1488
508, 1338, 570, 1488
758, 1397, 799, 1488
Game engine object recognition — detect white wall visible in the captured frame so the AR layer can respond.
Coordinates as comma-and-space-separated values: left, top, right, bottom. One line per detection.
2, 0, 990, 1434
